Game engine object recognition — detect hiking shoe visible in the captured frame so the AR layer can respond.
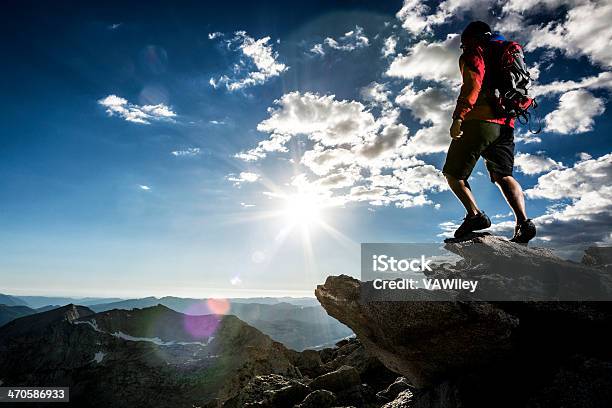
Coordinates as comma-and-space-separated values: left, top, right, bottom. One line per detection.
454, 212, 491, 238
510, 219, 536, 244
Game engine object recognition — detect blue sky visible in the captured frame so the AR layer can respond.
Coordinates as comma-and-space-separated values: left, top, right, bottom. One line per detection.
1, 0, 610, 298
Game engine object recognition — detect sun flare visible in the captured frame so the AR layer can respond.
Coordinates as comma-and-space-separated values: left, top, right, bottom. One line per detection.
282, 193, 323, 227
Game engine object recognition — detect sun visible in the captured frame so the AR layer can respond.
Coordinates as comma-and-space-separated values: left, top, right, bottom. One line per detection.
282, 193, 323, 227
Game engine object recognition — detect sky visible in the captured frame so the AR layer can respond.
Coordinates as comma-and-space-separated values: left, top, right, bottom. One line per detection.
1, 0, 611, 298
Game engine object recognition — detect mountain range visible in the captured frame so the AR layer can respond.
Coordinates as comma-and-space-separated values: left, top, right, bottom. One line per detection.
0, 295, 351, 350
0, 304, 304, 407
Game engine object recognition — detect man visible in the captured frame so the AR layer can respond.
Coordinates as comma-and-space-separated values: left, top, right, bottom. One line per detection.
442, 21, 536, 243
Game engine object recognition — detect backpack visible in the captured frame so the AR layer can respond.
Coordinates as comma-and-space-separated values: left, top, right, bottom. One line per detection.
485, 40, 540, 132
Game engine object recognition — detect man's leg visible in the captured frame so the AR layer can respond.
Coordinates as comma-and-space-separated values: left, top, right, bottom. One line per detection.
491, 173, 527, 223
444, 174, 480, 216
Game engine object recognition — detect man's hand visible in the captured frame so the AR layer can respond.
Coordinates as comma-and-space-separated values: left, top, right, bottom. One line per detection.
449, 118, 463, 140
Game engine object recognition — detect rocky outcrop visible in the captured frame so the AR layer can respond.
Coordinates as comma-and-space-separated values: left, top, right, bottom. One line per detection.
316, 236, 612, 407
0, 305, 300, 408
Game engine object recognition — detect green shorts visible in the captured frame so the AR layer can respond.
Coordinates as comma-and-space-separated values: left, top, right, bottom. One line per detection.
442, 120, 515, 182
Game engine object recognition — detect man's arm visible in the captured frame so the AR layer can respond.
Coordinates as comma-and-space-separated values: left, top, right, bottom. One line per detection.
450, 49, 485, 139
453, 50, 485, 120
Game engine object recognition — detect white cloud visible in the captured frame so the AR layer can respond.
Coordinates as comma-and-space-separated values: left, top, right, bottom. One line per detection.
301, 146, 355, 176
210, 31, 288, 91
526, 153, 611, 200
524, 153, 612, 244
139, 185, 151, 191
311, 26, 369, 56
360, 82, 392, 108
544, 90, 605, 134
524, 1, 612, 68
98, 95, 176, 125
386, 34, 462, 84
382, 35, 398, 57
501, 0, 584, 14
532, 71, 612, 98
171, 148, 201, 157
396, 0, 492, 36
255, 92, 378, 147
227, 172, 260, 186
310, 43, 325, 56
514, 129, 542, 145
235, 91, 448, 209
396, 0, 432, 35
514, 152, 565, 175
395, 84, 455, 155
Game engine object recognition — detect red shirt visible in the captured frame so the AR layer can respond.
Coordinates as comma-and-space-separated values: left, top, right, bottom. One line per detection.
452, 45, 514, 128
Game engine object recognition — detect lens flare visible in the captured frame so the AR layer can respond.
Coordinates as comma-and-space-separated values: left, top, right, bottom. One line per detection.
207, 298, 231, 315
183, 314, 221, 339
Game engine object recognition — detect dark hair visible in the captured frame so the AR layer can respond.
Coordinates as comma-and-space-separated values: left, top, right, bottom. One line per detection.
461, 21, 492, 44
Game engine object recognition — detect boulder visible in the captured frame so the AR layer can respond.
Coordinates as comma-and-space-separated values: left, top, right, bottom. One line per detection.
295, 389, 337, 408
316, 274, 518, 387
310, 365, 360, 392
376, 377, 411, 403
315, 236, 612, 407
382, 390, 413, 408
222, 374, 309, 408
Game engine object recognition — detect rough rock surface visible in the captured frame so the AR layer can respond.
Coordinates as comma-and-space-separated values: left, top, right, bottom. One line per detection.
295, 389, 337, 408
0, 305, 300, 408
316, 236, 612, 407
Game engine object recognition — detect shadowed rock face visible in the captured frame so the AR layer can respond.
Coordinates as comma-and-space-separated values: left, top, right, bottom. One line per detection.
316, 236, 612, 407
0, 304, 299, 408
316, 275, 519, 388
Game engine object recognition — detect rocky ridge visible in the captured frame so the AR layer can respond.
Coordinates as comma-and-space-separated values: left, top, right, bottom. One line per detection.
315, 235, 612, 407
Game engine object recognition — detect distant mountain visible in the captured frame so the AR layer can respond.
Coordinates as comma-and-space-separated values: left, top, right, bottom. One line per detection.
88, 297, 353, 350
13, 296, 124, 308
0, 293, 28, 307
0, 304, 36, 327
230, 297, 320, 307
35, 304, 61, 313
4, 294, 317, 309
0, 304, 300, 407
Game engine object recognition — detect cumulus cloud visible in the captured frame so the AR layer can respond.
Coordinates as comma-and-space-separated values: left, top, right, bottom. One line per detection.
396, 0, 432, 35
171, 148, 201, 157
396, 0, 492, 36
524, 1, 612, 68
360, 82, 392, 108
524, 153, 612, 244
301, 146, 355, 176
544, 90, 605, 134
395, 84, 456, 155
98, 95, 176, 124
514, 152, 565, 175
382, 35, 398, 57
514, 129, 542, 145
311, 26, 369, 56
526, 153, 611, 200
227, 171, 260, 186
236, 91, 448, 209
209, 31, 288, 91
386, 34, 462, 84
255, 92, 378, 147
532, 71, 612, 98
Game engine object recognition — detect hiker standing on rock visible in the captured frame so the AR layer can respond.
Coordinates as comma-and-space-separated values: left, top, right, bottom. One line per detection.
442, 21, 537, 243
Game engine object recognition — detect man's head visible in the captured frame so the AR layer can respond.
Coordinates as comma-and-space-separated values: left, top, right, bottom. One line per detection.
461, 21, 492, 48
